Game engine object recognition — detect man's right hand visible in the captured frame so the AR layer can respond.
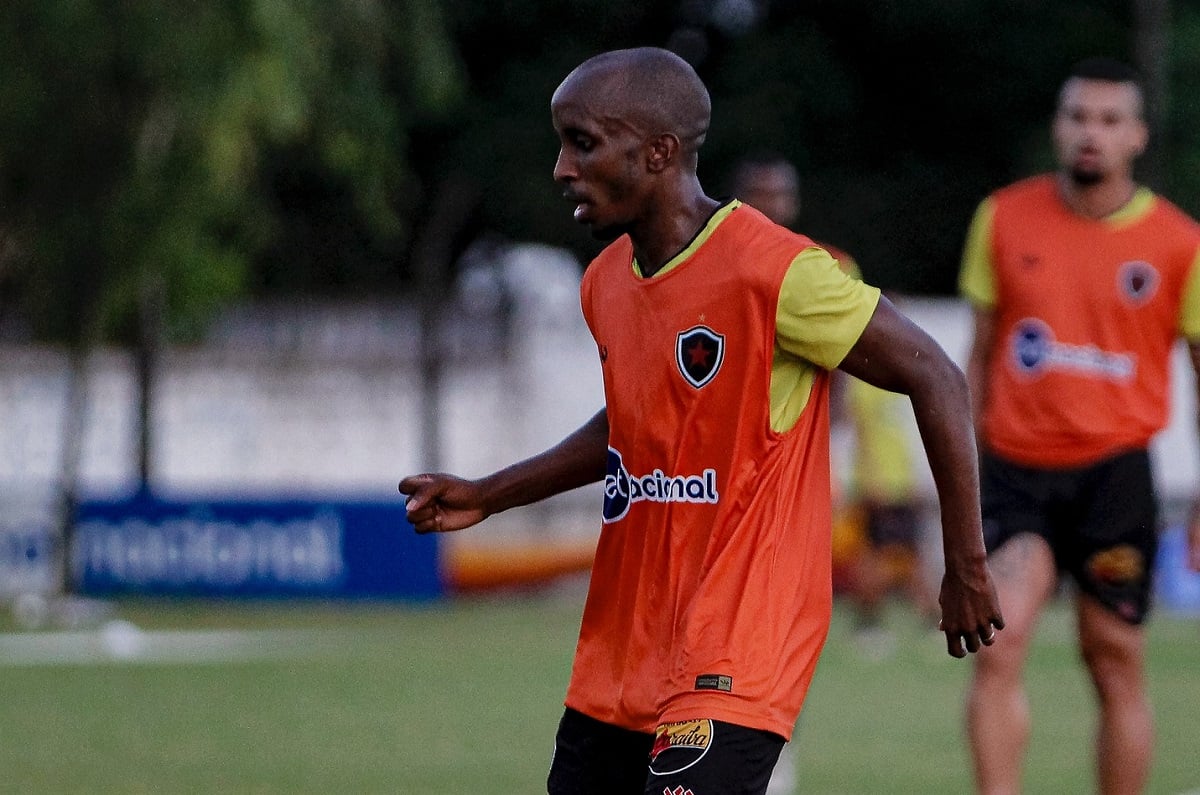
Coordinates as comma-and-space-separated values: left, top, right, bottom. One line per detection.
399, 473, 488, 534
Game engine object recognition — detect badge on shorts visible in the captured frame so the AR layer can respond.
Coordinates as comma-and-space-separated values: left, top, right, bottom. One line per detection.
649, 719, 713, 776
1086, 545, 1145, 585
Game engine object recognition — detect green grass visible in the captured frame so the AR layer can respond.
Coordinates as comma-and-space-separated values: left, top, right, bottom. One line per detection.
796, 604, 1200, 794
0, 594, 1196, 794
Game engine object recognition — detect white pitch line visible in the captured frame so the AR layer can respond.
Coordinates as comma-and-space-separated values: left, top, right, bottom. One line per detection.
0, 621, 336, 666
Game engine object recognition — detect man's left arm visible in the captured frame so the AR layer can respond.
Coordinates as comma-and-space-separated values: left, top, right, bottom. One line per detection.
838, 295, 1004, 657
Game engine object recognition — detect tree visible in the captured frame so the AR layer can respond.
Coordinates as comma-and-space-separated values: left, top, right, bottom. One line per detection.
0, 0, 462, 589
0, 0, 462, 344
401, 0, 1194, 295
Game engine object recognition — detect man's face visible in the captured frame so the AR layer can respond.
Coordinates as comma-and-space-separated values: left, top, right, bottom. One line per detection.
1053, 78, 1147, 186
551, 79, 648, 240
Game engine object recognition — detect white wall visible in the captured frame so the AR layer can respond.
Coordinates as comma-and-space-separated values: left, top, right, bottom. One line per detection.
1, 294, 1195, 527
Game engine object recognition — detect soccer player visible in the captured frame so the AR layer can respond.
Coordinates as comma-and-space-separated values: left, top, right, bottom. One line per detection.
728, 152, 803, 230
402, 47, 1003, 795
842, 374, 940, 641
959, 56, 1200, 795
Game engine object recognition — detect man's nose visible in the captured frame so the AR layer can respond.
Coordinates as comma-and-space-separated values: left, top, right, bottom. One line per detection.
553, 148, 575, 182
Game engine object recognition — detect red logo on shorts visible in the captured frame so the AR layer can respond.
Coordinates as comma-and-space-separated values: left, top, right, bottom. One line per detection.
664, 787, 695, 795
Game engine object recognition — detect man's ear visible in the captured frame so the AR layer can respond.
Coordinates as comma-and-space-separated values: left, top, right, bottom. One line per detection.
1131, 118, 1149, 159
646, 133, 680, 173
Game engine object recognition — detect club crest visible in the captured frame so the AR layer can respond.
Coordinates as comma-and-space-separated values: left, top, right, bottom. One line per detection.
1118, 260, 1158, 306
676, 326, 724, 388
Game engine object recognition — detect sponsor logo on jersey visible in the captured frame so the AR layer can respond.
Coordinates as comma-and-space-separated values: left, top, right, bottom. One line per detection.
602, 447, 719, 523
1118, 260, 1159, 306
662, 788, 695, 795
650, 719, 713, 776
1009, 318, 1134, 382
676, 325, 724, 388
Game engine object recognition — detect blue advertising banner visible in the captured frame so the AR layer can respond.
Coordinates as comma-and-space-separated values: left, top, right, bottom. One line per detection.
72, 494, 442, 600
1155, 525, 1200, 616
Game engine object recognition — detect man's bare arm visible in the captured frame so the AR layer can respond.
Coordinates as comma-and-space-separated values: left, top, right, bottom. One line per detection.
399, 409, 609, 534
839, 296, 1003, 657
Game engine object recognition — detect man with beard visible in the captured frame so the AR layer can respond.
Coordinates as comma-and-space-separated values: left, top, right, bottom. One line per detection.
959, 57, 1200, 794
403, 47, 1003, 795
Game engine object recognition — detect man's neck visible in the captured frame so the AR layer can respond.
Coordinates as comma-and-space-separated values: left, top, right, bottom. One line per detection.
631, 190, 721, 277
1057, 172, 1139, 220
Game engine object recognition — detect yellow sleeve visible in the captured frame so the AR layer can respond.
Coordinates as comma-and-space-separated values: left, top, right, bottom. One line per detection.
1179, 245, 1200, 340
847, 377, 917, 500
775, 246, 881, 370
836, 253, 862, 280
958, 198, 997, 307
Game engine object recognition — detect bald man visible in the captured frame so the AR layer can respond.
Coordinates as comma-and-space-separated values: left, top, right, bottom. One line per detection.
401, 47, 1002, 795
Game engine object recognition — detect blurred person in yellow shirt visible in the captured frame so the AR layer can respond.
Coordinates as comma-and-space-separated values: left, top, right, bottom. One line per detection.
730, 153, 939, 795
843, 368, 939, 650
732, 153, 938, 659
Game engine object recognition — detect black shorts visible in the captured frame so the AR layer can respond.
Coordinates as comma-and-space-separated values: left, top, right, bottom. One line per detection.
980, 448, 1159, 624
864, 502, 921, 548
547, 708, 785, 795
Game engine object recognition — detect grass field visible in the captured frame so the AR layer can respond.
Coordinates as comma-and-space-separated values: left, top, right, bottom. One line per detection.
0, 591, 1196, 794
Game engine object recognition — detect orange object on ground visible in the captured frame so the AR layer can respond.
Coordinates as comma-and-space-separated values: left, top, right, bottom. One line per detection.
443, 540, 596, 593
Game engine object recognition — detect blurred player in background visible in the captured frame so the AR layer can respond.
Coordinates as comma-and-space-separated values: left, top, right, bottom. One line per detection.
842, 374, 940, 648
727, 153, 802, 231
732, 153, 939, 657
403, 48, 1002, 795
959, 57, 1200, 795
731, 153, 937, 794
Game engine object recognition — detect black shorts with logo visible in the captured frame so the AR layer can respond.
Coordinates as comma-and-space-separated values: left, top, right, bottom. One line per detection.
547, 708, 785, 795
980, 448, 1159, 624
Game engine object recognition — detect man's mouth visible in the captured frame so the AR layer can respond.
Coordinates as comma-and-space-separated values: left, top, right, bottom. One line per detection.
564, 191, 591, 222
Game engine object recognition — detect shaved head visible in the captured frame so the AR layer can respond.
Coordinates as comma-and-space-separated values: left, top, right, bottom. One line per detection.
554, 47, 711, 165
550, 47, 722, 265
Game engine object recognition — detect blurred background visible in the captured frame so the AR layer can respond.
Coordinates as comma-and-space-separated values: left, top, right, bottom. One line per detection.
1, 1, 1199, 792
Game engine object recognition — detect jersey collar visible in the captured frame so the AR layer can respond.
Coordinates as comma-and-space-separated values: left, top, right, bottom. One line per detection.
1103, 186, 1155, 228
632, 200, 741, 279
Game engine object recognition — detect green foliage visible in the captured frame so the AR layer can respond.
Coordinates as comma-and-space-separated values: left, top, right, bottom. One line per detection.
2, 0, 1199, 342
0, 0, 461, 343
408, 0, 1187, 295
1163, 3, 1200, 214
699, 0, 1135, 292
409, 1, 683, 265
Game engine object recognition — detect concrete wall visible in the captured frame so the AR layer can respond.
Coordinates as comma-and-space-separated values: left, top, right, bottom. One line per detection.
2, 295, 1196, 538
